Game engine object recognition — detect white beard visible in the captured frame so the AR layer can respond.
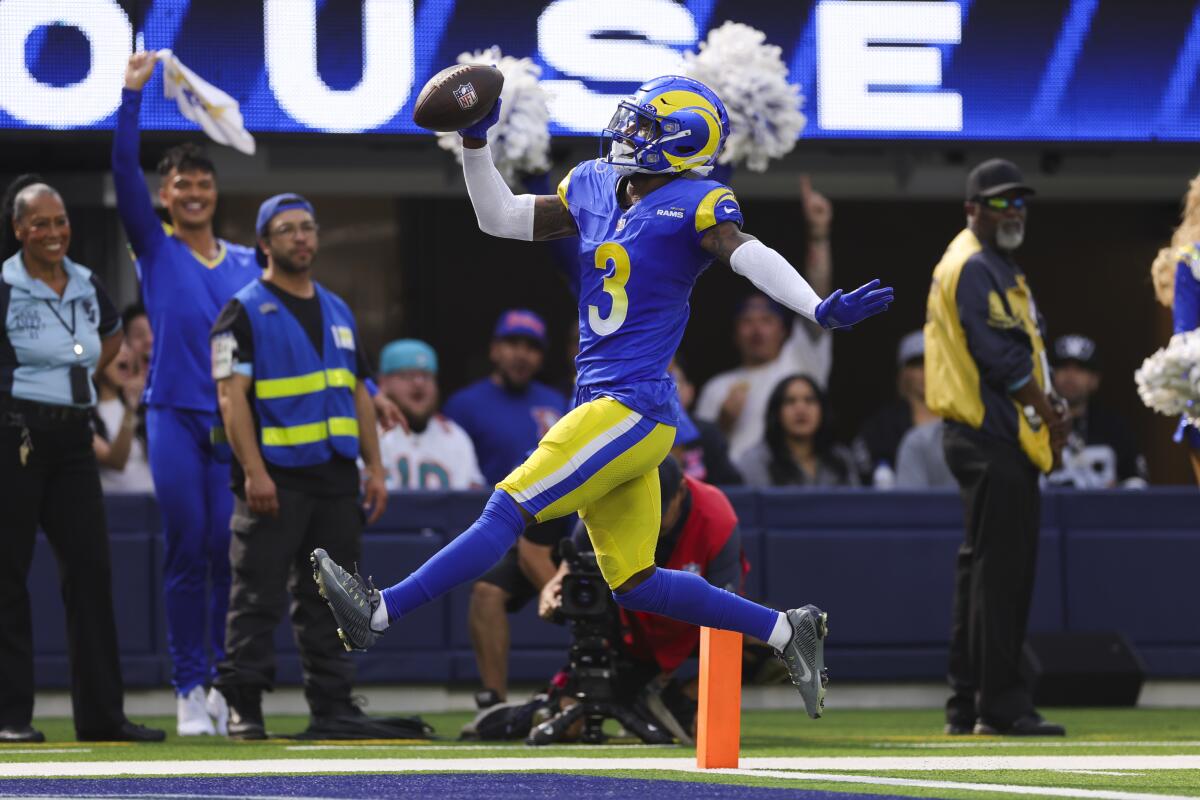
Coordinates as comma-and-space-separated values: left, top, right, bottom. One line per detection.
997, 221, 1025, 251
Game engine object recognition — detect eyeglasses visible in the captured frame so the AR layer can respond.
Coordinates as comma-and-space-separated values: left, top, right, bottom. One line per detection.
978, 196, 1028, 211
269, 221, 319, 238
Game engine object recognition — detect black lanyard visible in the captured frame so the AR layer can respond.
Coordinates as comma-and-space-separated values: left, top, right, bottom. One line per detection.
42, 299, 77, 338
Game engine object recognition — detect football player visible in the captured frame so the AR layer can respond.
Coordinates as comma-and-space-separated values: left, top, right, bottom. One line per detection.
313, 76, 893, 718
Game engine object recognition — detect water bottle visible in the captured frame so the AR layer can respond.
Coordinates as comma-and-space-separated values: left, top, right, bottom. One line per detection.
872, 460, 896, 489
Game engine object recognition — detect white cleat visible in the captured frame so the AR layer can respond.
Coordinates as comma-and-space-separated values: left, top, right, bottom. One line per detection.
206, 686, 229, 736
177, 685, 216, 736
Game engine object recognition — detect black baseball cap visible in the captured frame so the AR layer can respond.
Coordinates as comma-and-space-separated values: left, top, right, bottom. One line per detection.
1052, 334, 1101, 371
966, 159, 1035, 200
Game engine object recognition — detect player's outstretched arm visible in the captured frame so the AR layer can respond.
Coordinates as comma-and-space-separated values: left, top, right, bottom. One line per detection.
702, 221, 893, 329
113, 51, 168, 262
459, 100, 578, 242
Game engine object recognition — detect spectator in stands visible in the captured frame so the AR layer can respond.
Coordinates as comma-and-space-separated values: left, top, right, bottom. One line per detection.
121, 302, 152, 373
895, 421, 955, 489
444, 309, 567, 485
925, 158, 1067, 736
668, 355, 741, 485
376, 339, 483, 490
736, 374, 859, 488
532, 456, 747, 744
92, 341, 154, 493
1047, 335, 1147, 488
694, 177, 834, 461
0, 175, 164, 743
853, 331, 938, 486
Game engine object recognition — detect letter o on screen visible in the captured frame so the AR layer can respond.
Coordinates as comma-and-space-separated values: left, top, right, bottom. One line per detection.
0, 0, 131, 128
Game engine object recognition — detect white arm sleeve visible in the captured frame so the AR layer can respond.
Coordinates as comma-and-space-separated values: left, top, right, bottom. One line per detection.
461, 144, 536, 241
729, 239, 822, 322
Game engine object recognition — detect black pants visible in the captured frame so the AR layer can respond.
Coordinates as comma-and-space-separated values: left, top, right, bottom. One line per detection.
0, 421, 126, 735
942, 423, 1040, 727
215, 487, 361, 717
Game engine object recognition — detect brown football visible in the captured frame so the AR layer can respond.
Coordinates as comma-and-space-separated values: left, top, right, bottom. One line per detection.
412, 64, 504, 133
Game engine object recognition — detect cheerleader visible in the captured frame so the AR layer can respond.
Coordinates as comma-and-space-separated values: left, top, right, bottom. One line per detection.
1150, 174, 1200, 484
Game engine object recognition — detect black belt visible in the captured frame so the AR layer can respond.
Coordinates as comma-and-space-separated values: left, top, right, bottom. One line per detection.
0, 396, 92, 427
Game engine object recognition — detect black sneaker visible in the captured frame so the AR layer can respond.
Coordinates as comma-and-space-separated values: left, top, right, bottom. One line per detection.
975, 713, 1066, 737
475, 689, 503, 710
0, 725, 44, 743
776, 605, 829, 719
311, 548, 384, 651
219, 687, 266, 741
77, 720, 165, 742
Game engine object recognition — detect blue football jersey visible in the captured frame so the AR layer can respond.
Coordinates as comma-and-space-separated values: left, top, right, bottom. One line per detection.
558, 159, 743, 425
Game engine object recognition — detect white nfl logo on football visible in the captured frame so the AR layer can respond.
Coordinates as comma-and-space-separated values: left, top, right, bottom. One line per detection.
453, 83, 478, 110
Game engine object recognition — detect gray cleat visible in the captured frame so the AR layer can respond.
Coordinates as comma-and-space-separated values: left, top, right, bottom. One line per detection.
777, 604, 829, 719
310, 548, 384, 652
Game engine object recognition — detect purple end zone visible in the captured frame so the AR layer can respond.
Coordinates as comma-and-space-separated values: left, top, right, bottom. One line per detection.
0, 775, 928, 799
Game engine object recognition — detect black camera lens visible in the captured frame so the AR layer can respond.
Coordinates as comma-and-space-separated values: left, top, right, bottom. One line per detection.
571, 582, 596, 607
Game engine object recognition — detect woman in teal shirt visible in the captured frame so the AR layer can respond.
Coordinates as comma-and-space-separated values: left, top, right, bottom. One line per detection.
0, 175, 163, 744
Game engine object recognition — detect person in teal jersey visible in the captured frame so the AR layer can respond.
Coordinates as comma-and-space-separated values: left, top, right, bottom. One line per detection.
314, 76, 893, 721
114, 52, 261, 737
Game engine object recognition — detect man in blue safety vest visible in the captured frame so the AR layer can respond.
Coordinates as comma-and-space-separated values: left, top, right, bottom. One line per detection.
209, 194, 387, 739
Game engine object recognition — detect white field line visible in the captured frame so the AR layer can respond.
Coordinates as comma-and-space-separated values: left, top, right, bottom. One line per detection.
285, 744, 677, 751
874, 741, 1200, 749
3, 755, 1200, 777
729, 769, 1199, 800
1055, 771, 1145, 776
743, 756, 1200, 771
0, 749, 90, 755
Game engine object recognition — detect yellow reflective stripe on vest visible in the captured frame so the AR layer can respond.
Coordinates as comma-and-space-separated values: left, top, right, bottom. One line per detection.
261, 417, 360, 447
328, 417, 359, 437
255, 368, 357, 399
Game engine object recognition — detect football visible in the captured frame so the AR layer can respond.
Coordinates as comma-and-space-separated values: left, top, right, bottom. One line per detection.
412, 64, 504, 133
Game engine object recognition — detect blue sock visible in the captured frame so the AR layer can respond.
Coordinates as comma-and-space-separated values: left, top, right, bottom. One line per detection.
381, 490, 525, 621
612, 567, 778, 642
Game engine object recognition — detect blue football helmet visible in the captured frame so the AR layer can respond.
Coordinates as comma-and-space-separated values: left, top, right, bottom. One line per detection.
601, 75, 730, 176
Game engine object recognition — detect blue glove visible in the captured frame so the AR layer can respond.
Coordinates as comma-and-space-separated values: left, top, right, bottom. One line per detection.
459, 97, 502, 140
814, 279, 894, 329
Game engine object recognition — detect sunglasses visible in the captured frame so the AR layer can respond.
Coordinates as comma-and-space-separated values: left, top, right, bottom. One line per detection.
978, 195, 1028, 211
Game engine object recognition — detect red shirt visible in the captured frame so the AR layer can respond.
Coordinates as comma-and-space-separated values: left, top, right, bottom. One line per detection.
620, 476, 748, 672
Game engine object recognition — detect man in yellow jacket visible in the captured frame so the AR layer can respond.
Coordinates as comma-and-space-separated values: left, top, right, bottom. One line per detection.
925, 159, 1069, 737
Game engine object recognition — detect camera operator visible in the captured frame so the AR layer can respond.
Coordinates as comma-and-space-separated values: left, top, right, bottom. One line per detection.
537, 455, 746, 742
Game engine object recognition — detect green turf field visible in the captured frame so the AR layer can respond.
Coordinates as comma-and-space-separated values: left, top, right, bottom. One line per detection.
3, 708, 1200, 799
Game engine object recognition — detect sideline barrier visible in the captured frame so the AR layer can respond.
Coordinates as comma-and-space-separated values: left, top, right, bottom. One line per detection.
26, 488, 1200, 688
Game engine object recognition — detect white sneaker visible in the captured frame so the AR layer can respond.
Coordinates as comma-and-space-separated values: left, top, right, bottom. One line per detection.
177, 685, 216, 736
206, 687, 229, 736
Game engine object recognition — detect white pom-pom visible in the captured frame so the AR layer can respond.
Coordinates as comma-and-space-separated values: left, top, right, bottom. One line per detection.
436, 46, 551, 187
682, 21, 806, 173
1135, 330, 1200, 425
